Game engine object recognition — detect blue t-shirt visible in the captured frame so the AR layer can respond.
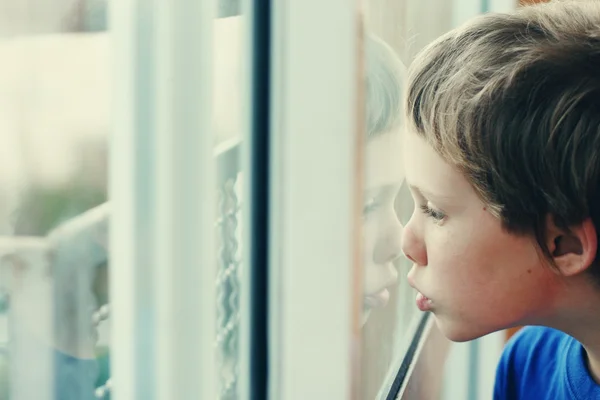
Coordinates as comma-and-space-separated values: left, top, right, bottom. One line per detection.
494, 326, 600, 400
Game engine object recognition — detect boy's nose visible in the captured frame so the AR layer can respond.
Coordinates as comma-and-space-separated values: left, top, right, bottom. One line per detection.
401, 224, 427, 266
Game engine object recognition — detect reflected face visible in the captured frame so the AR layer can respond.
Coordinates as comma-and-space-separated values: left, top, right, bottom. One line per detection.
401, 131, 562, 341
362, 130, 404, 324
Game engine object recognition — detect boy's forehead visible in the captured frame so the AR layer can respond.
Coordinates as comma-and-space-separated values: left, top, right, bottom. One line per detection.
402, 131, 467, 199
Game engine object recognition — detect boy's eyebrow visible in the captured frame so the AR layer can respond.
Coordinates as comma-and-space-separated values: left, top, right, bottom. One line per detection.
408, 183, 453, 201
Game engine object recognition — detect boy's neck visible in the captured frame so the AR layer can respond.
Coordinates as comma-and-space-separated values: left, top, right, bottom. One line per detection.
550, 279, 600, 385
586, 352, 600, 385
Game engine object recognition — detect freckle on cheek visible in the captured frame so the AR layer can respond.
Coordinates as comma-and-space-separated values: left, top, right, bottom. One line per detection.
527, 269, 532, 274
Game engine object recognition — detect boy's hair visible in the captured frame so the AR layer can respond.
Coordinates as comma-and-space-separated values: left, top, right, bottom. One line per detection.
406, 2, 600, 279
365, 34, 405, 138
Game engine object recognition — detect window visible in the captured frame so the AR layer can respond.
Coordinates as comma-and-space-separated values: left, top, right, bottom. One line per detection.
0, 0, 516, 399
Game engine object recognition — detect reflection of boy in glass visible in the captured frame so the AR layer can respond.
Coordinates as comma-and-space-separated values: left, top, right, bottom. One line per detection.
360, 33, 407, 400
360, 34, 406, 325
402, 2, 600, 399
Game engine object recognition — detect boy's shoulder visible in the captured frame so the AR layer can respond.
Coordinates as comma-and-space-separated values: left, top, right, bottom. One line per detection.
504, 325, 567, 357
494, 326, 579, 400
499, 326, 567, 377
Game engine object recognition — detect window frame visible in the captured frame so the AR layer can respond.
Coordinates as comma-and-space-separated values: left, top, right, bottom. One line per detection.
110, 0, 220, 398
268, 0, 364, 398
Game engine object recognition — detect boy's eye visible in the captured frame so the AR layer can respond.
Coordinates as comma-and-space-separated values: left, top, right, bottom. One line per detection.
419, 204, 446, 222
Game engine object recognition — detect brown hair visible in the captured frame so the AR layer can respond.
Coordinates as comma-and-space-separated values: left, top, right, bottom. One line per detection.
406, 1, 600, 278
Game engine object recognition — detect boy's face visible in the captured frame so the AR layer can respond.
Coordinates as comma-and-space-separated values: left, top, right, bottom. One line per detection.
401, 131, 563, 341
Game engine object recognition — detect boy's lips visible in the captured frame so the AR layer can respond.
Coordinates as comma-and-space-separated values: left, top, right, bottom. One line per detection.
407, 270, 433, 311
416, 292, 432, 311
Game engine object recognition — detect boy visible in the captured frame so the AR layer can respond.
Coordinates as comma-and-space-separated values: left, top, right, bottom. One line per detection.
400, 1, 600, 399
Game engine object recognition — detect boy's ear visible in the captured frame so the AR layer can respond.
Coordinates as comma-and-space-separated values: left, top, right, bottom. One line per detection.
546, 215, 597, 277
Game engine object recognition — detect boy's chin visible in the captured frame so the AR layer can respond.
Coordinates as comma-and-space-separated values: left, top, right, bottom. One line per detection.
433, 315, 491, 343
